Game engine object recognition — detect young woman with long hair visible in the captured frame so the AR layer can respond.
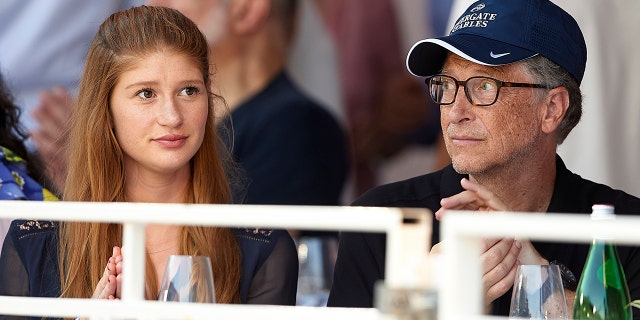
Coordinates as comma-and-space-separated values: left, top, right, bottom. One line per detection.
0, 7, 297, 317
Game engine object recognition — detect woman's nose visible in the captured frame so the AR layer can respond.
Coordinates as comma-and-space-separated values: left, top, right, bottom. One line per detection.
157, 97, 183, 127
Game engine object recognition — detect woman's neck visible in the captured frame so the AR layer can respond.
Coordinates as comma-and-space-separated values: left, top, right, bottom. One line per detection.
146, 224, 181, 299
123, 165, 191, 203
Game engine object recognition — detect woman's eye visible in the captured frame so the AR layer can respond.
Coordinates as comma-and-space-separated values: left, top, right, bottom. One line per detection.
136, 89, 154, 99
180, 86, 200, 96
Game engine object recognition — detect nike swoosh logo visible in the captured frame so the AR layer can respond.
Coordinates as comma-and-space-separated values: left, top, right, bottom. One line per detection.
490, 51, 511, 58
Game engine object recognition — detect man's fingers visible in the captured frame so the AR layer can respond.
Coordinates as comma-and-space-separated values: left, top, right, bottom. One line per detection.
460, 178, 508, 211
440, 190, 483, 210
480, 238, 519, 274
485, 259, 519, 304
481, 239, 521, 304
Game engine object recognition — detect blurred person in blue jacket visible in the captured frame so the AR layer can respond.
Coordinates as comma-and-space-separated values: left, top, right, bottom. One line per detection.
0, 72, 58, 256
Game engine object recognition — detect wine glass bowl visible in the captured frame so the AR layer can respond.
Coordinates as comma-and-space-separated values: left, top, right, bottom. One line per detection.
509, 264, 568, 319
158, 255, 215, 303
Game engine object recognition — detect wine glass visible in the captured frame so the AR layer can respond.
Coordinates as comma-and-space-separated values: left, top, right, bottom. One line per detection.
509, 264, 568, 319
295, 237, 334, 306
158, 255, 215, 303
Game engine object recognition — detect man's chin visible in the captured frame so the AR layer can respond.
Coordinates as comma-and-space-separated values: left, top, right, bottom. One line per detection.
450, 159, 481, 175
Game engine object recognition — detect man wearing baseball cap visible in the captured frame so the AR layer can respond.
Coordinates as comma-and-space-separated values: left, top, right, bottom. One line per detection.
328, 0, 640, 316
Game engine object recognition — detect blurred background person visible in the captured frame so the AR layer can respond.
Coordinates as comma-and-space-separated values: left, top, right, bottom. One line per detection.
312, 0, 442, 200
0, 72, 58, 257
289, 0, 452, 205
0, 0, 141, 194
286, 1, 345, 127
372, 0, 454, 188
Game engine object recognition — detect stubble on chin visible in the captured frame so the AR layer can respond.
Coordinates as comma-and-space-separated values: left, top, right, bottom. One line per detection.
451, 158, 471, 175
450, 155, 489, 176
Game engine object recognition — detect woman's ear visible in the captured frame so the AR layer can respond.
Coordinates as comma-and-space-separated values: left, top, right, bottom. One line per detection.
540, 86, 569, 134
228, 0, 270, 35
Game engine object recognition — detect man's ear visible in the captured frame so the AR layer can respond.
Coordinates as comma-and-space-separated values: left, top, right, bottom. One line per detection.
540, 86, 569, 134
228, 0, 270, 35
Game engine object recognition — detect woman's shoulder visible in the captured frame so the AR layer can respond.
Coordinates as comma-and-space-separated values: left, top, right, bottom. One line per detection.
232, 227, 293, 265
8, 220, 58, 255
233, 227, 287, 246
2, 219, 61, 298
11, 219, 58, 238
232, 227, 298, 304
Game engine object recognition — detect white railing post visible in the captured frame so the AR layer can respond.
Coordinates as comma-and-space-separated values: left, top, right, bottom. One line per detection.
384, 208, 432, 288
440, 228, 483, 320
121, 221, 147, 302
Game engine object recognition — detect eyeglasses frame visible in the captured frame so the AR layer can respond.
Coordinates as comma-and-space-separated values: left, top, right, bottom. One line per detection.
425, 74, 552, 106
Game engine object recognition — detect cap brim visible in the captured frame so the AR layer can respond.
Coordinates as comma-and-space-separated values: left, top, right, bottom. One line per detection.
406, 34, 538, 77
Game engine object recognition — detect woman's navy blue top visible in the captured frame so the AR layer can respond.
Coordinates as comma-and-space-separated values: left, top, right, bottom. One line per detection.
0, 220, 298, 319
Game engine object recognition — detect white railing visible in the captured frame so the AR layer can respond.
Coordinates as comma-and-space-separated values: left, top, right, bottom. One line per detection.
2, 201, 640, 319
0, 201, 430, 319
440, 211, 640, 320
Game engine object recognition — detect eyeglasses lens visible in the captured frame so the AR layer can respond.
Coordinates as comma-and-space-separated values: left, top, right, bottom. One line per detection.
429, 76, 499, 106
429, 76, 454, 104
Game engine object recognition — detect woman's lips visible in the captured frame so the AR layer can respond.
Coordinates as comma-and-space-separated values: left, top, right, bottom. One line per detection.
153, 134, 187, 148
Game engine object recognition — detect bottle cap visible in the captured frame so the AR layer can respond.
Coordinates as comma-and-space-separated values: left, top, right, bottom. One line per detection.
591, 204, 615, 220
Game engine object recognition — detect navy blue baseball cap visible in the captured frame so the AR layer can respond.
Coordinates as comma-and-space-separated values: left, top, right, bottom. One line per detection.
406, 0, 587, 84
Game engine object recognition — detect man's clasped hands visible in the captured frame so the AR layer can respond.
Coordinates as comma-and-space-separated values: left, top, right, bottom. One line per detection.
433, 178, 548, 307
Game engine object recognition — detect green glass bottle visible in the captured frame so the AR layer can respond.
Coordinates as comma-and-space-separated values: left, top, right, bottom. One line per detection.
572, 204, 632, 320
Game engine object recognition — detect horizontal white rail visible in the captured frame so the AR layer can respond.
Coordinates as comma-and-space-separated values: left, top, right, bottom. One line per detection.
0, 201, 429, 319
0, 201, 404, 232
440, 211, 640, 320
0, 296, 380, 319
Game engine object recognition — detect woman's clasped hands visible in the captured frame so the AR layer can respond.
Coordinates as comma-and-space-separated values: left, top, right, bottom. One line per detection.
92, 246, 123, 300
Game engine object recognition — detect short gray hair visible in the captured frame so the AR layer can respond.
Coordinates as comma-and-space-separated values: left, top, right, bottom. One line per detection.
520, 55, 582, 144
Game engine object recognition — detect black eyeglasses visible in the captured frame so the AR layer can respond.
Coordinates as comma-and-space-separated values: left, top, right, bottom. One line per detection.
425, 74, 552, 106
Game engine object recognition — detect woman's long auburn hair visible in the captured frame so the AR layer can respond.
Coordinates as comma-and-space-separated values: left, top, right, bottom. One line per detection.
59, 6, 241, 304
